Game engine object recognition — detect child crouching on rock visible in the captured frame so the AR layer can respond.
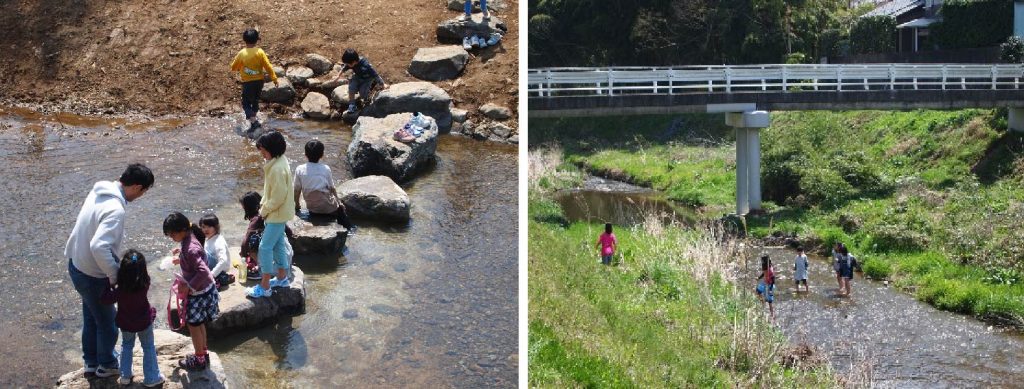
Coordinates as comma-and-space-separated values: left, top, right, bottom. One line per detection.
333, 48, 387, 115
163, 212, 219, 371
199, 213, 235, 289
294, 139, 355, 231
100, 249, 165, 387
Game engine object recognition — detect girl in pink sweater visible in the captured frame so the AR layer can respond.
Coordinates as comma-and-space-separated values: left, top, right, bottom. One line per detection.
163, 212, 219, 371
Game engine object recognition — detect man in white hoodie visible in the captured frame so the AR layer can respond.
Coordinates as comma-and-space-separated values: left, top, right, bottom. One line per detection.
65, 163, 153, 378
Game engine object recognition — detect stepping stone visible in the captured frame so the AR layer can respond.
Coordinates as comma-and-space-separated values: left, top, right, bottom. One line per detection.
178, 265, 307, 334
287, 215, 348, 255
57, 330, 228, 388
337, 175, 412, 222
363, 82, 453, 132
436, 14, 507, 43
305, 53, 334, 76
479, 103, 511, 120
347, 113, 438, 182
286, 66, 314, 86
408, 46, 469, 81
261, 77, 296, 104
301, 92, 332, 120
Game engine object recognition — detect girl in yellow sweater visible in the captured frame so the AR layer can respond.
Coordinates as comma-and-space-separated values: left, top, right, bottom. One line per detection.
247, 131, 295, 298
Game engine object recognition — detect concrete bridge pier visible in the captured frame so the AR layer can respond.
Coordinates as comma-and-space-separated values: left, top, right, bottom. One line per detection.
1010, 107, 1024, 132
726, 111, 770, 215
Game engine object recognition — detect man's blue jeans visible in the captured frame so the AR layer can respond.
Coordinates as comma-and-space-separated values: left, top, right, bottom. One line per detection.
68, 259, 119, 369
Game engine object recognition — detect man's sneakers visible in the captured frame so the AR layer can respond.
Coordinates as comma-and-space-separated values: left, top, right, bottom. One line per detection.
246, 284, 273, 298
269, 277, 290, 289
142, 376, 166, 388
178, 353, 209, 371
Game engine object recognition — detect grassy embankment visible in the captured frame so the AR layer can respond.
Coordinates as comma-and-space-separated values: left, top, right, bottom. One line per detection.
530, 110, 1024, 327
528, 149, 837, 387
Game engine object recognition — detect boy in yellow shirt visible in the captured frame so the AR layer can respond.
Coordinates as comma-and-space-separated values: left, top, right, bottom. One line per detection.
230, 29, 278, 132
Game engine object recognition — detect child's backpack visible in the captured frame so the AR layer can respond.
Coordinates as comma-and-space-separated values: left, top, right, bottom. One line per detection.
166, 275, 189, 330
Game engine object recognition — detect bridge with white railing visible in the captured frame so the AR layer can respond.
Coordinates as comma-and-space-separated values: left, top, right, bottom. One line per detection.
528, 64, 1024, 117
528, 64, 1024, 215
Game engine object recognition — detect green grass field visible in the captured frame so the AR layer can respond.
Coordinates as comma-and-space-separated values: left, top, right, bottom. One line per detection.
528, 190, 835, 387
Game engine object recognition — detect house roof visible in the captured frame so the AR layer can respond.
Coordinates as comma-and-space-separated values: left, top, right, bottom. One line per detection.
897, 17, 941, 29
864, 0, 923, 18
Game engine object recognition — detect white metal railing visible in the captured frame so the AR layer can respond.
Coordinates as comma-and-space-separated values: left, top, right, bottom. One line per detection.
527, 64, 1024, 97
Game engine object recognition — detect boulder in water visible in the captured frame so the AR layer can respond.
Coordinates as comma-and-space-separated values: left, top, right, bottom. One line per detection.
261, 78, 296, 104
408, 46, 469, 81
436, 14, 507, 43
301, 92, 332, 120
192, 265, 307, 334
337, 175, 411, 222
287, 216, 347, 255
347, 113, 438, 182
364, 82, 453, 132
56, 330, 228, 388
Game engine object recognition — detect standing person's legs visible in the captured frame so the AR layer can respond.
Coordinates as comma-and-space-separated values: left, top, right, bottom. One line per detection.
241, 80, 264, 121
480, 0, 488, 17
346, 78, 360, 111
464, 0, 472, 16
258, 222, 286, 289
69, 260, 118, 370
137, 325, 163, 384
119, 330, 136, 380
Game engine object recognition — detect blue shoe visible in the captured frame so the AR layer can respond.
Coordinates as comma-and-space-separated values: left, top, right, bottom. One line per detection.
246, 284, 273, 298
269, 277, 290, 289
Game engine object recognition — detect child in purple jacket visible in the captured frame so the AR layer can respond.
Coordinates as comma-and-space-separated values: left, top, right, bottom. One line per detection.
163, 212, 219, 371
101, 249, 164, 387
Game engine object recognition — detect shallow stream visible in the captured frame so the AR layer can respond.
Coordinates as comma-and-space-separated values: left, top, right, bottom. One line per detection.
0, 107, 517, 387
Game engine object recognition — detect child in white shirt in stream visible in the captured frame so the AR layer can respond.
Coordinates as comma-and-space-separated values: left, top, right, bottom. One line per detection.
199, 214, 234, 288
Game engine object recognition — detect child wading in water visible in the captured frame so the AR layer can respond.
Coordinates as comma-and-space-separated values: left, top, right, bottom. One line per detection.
333, 48, 387, 115
247, 131, 295, 298
794, 246, 809, 292
838, 245, 858, 296
832, 242, 846, 294
229, 28, 278, 132
294, 139, 355, 230
100, 250, 165, 387
756, 255, 776, 320
164, 212, 219, 371
199, 214, 234, 288
596, 223, 617, 265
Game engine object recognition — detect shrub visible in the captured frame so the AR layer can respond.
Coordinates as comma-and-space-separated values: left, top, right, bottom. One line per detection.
850, 16, 895, 54
861, 258, 892, 280
932, 0, 1013, 50
1000, 36, 1024, 64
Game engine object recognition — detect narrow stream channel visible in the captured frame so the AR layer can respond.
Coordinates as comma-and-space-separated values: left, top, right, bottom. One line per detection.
0, 107, 517, 387
559, 176, 1024, 387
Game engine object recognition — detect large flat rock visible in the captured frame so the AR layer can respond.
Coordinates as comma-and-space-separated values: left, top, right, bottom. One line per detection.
172, 265, 306, 334
56, 330, 228, 388
347, 113, 439, 182
409, 46, 469, 81
286, 215, 347, 255
337, 175, 411, 222
436, 14, 507, 43
364, 82, 453, 132
301, 92, 332, 120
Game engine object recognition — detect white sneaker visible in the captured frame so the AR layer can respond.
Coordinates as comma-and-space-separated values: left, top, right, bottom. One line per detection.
462, 37, 472, 50
118, 376, 132, 385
